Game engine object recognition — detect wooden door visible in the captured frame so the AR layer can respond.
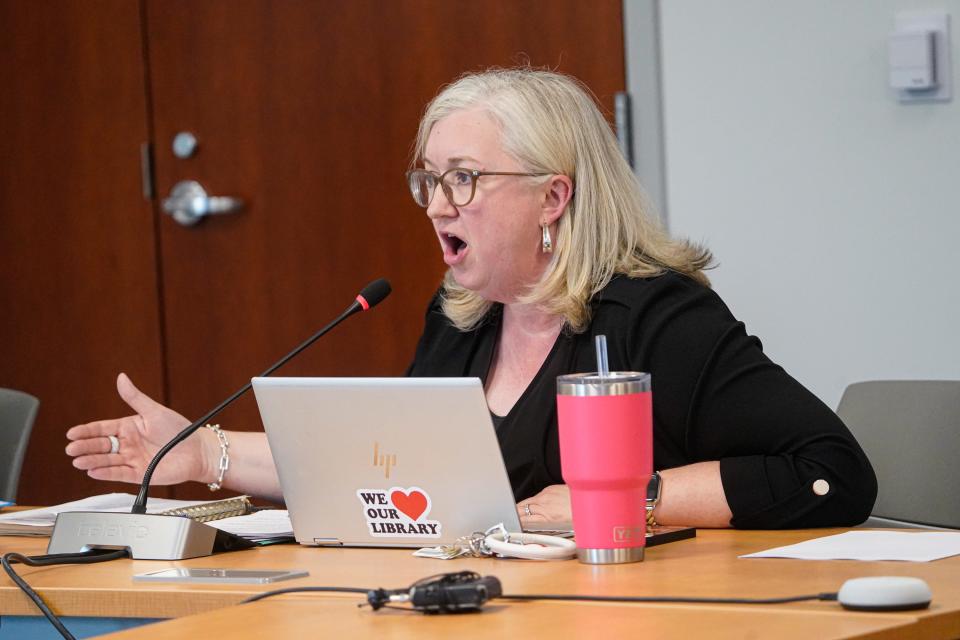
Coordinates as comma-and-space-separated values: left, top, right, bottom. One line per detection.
0, 1, 168, 504
2, 1, 625, 505
143, 1, 627, 500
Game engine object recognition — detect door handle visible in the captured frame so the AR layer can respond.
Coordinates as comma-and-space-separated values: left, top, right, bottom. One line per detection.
162, 180, 244, 226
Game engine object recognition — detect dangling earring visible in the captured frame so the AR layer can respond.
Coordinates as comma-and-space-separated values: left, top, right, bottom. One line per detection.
541, 223, 553, 254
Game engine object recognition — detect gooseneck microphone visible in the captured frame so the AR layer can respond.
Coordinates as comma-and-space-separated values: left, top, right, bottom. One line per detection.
132, 278, 392, 513
47, 278, 391, 559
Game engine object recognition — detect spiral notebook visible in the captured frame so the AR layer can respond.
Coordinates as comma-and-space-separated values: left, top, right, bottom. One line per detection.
159, 496, 252, 523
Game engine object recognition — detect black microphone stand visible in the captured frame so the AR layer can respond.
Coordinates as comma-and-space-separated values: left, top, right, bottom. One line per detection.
132, 300, 364, 513
47, 279, 391, 559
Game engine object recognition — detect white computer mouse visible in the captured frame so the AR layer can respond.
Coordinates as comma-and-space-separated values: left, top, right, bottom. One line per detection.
837, 577, 932, 611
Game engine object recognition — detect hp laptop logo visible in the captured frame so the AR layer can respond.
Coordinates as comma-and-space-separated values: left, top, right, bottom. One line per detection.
372, 442, 397, 479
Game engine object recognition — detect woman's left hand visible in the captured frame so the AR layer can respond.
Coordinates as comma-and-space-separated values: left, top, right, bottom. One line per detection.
517, 484, 571, 528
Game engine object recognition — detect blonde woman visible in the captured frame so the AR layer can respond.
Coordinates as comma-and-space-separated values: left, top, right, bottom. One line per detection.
67, 68, 877, 529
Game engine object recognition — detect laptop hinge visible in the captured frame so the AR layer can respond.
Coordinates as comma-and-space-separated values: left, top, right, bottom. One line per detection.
313, 538, 344, 546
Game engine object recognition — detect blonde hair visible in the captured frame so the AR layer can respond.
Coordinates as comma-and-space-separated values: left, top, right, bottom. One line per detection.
413, 68, 713, 332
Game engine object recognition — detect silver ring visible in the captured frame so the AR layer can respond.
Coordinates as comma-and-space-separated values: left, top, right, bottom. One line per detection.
523, 504, 533, 517
108, 435, 120, 455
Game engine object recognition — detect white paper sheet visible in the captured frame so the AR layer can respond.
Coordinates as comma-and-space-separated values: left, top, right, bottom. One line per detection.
741, 531, 960, 562
0, 493, 219, 534
208, 509, 294, 541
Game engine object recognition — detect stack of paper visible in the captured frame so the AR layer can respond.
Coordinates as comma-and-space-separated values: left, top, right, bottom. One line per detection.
0, 493, 237, 536
0, 493, 296, 544
208, 510, 294, 543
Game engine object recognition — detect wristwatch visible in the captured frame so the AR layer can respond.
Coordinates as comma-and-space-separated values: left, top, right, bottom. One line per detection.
646, 471, 662, 528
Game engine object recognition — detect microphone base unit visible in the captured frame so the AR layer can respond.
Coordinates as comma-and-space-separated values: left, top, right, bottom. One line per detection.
47, 512, 255, 560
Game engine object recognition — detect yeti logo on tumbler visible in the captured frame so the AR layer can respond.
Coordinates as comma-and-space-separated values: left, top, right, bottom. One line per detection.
613, 526, 646, 542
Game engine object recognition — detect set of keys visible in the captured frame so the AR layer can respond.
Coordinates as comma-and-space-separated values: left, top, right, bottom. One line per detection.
414, 524, 507, 560
414, 523, 577, 561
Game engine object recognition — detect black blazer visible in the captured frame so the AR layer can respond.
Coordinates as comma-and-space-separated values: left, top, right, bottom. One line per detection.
406, 272, 877, 529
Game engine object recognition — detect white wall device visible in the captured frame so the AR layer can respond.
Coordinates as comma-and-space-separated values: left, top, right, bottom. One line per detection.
890, 12, 952, 103
889, 30, 936, 90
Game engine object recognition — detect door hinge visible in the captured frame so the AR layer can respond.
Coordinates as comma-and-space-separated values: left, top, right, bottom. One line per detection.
614, 91, 634, 169
140, 142, 155, 201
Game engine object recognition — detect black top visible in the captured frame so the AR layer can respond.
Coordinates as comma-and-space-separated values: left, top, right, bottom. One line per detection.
406, 272, 877, 529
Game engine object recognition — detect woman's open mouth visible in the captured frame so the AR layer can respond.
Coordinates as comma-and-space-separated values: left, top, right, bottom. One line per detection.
440, 231, 469, 266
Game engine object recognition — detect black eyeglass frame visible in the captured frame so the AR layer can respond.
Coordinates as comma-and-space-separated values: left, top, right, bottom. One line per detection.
406, 168, 550, 208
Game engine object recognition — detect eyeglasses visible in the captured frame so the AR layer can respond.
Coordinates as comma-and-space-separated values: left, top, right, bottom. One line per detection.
406, 167, 549, 208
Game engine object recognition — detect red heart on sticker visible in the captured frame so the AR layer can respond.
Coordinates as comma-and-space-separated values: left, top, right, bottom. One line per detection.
390, 489, 428, 521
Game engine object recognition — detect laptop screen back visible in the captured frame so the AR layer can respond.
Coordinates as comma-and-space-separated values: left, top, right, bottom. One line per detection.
252, 377, 522, 547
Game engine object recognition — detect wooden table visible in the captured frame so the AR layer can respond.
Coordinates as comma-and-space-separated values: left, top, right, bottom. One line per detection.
101, 599, 919, 640
2, 529, 959, 639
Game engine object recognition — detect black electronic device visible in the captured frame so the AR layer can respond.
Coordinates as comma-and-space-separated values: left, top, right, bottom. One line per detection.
366, 571, 502, 613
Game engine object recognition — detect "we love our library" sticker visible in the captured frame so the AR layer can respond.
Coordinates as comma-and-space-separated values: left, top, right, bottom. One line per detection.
355, 487, 442, 538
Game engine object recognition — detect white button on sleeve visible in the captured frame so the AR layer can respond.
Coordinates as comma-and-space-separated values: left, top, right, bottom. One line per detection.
812, 479, 830, 496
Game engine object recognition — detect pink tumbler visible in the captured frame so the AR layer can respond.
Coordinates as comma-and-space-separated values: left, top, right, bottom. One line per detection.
557, 371, 652, 564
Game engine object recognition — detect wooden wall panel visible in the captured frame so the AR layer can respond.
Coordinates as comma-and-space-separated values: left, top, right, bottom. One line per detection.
1, 0, 626, 504
0, 1, 167, 504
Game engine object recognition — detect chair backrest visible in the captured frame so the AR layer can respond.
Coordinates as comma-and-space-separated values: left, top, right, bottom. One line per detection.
0, 388, 39, 502
837, 380, 960, 529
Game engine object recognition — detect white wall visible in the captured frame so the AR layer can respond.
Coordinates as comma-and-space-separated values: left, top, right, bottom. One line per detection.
652, 0, 960, 409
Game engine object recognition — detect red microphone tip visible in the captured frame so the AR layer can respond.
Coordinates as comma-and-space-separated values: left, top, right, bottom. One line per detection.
355, 278, 391, 311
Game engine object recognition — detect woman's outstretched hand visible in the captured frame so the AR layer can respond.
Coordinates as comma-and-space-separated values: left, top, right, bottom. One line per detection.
65, 373, 211, 486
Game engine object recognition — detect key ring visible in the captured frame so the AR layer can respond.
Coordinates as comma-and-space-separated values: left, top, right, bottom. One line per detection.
483, 525, 577, 561
415, 524, 576, 561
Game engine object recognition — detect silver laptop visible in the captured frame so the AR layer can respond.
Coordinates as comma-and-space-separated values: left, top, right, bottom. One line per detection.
251, 377, 523, 547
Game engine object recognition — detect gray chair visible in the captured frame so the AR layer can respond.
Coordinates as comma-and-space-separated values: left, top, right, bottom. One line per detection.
0, 387, 39, 502
837, 380, 960, 530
